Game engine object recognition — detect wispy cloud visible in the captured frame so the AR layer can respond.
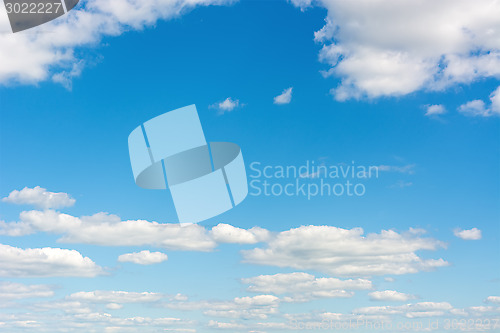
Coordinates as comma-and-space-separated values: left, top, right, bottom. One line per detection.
273, 87, 293, 105
390, 180, 413, 189
0, 282, 54, 300
377, 164, 416, 174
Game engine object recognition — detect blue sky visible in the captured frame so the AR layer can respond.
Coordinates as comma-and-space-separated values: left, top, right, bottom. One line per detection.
0, 0, 499, 332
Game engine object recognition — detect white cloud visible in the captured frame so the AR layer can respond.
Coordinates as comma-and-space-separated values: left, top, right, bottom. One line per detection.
377, 164, 415, 174
485, 296, 500, 304
4, 208, 274, 251
368, 290, 415, 302
458, 100, 490, 117
0, 282, 54, 300
290, 0, 313, 11
242, 272, 371, 301
16, 209, 217, 251
69, 291, 163, 304
292, 0, 500, 100
106, 303, 124, 310
208, 320, 245, 329
0, 220, 33, 236
491, 86, 500, 113
210, 223, 270, 244
0, 302, 196, 332
454, 227, 482, 240
458, 86, 500, 117
242, 226, 448, 276
354, 302, 453, 318
389, 181, 413, 189
0, 243, 103, 277
425, 104, 447, 116
0, 0, 231, 86
2, 186, 75, 209
168, 295, 280, 320
273, 87, 293, 105
118, 250, 168, 265
210, 97, 242, 114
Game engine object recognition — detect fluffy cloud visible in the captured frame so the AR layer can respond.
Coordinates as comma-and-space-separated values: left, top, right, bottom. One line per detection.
273, 87, 293, 105
368, 290, 415, 302
425, 104, 447, 117
210, 97, 242, 114
291, 0, 500, 100
0, 0, 231, 86
458, 86, 500, 117
118, 250, 168, 265
16, 209, 217, 251
454, 227, 482, 240
210, 223, 270, 244
2, 186, 75, 209
0, 243, 103, 277
242, 226, 448, 276
242, 272, 371, 300
2, 206, 271, 250
0, 282, 54, 300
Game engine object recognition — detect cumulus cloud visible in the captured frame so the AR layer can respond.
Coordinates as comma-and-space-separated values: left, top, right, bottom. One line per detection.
425, 104, 447, 117
458, 86, 500, 117
1, 206, 272, 251
273, 87, 293, 105
242, 226, 448, 276
118, 250, 168, 265
2, 186, 75, 209
210, 223, 270, 244
210, 97, 242, 114
453, 227, 482, 240
0, 0, 231, 86
368, 290, 415, 302
0, 243, 103, 277
16, 209, 217, 251
242, 272, 371, 301
291, 0, 500, 100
